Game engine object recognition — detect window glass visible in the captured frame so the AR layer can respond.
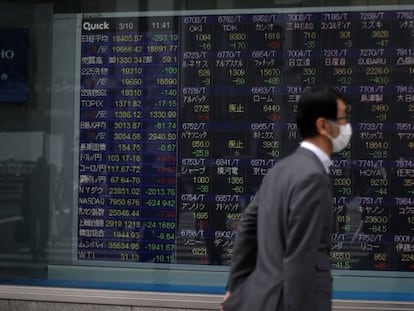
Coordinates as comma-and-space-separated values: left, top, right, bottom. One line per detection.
0, 0, 412, 302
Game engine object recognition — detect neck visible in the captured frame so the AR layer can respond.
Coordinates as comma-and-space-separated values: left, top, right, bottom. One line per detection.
303, 136, 332, 156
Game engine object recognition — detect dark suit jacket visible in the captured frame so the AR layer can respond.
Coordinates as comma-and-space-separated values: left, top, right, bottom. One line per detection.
223, 147, 333, 311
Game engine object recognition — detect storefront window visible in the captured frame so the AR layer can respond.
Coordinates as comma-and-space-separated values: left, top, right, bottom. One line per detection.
0, 0, 412, 302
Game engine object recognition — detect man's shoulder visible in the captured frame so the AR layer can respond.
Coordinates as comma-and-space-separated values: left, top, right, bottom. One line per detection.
277, 147, 317, 165
268, 147, 323, 177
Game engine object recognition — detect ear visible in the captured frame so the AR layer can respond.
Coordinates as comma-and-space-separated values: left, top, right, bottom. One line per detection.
315, 117, 329, 136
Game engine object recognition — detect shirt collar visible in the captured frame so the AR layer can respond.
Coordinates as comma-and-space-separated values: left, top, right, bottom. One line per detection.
300, 141, 332, 174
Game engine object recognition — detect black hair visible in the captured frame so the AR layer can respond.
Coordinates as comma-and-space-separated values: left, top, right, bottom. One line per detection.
296, 86, 343, 139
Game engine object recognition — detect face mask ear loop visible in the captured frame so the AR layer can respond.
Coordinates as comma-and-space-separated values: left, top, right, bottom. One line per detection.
325, 120, 338, 141
327, 120, 339, 130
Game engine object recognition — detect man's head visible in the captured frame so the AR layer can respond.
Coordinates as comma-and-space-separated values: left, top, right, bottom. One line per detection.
296, 86, 351, 154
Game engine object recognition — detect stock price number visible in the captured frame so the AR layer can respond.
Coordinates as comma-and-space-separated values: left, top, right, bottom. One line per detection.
117, 143, 141, 152
110, 176, 141, 184
113, 121, 141, 130
153, 121, 177, 130
120, 253, 140, 262
330, 252, 351, 269
149, 110, 177, 118
146, 199, 176, 207
109, 198, 141, 206
156, 78, 178, 86
107, 165, 141, 173
147, 44, 178, 53
158, 143, 176, 152
153, 33, 178, 41
120, 89, 142, 97
113, 231, 140, 239
262, 104, 281, 113
146, 221, 176, 230
114, 110, 142, 119
112, 46, 143, 53
115, 99, 142, 107
161, 89, 177, 97
113, 132, 142, 141
146, 243, 175, 251
148, 132, 177, 141
157, 232, 175, 241
108, 208, 140, 217
156, 99, 177, 107
227, 176, 244, 185
153, 254, 175, 263
112, 34, 143, 42
145, 187, 176, 196
113, 56, 144, 64
227, 213, 242, 221
192, 247, 207, 256
121, 67, 143, 75
108, 241, 140, 250
193, 212, 208, 220
400, 253, 414, 264
121, 78, 143, 86
162, 55, 177, 64
363, 216, 388, 224
105, 220, 141, 228
368, 225, 388, 233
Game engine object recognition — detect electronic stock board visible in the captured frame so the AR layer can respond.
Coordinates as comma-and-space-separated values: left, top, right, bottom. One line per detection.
77, 7, 414, 272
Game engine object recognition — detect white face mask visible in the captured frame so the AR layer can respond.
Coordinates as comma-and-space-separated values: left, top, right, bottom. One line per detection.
327, 122, 352, 153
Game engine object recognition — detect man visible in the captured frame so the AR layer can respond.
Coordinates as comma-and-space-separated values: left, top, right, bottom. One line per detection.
221, 86, 352, 311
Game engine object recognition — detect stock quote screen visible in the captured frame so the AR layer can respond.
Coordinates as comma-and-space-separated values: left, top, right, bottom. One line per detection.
77, 8, 414, 271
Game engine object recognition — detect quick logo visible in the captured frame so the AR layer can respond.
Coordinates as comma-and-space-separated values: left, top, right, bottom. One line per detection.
83, 21, 110, 31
